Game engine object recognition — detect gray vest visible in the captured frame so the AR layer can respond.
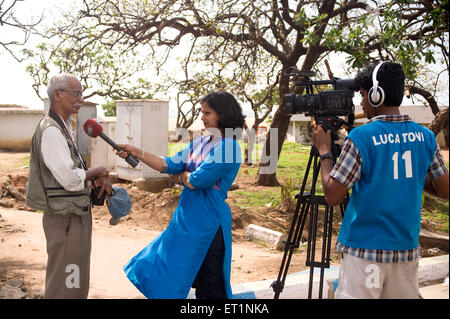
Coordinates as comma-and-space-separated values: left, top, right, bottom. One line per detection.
26, 115, 91, 216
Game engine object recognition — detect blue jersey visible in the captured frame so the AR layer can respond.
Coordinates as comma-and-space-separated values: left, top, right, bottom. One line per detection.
337, 119, 436, 250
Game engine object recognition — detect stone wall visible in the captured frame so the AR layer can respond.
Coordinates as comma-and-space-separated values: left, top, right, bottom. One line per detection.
0, 108, 44, 151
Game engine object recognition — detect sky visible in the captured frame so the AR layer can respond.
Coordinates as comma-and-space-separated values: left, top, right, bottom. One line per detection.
0, 0, 55, 109
0, 0, 448, 118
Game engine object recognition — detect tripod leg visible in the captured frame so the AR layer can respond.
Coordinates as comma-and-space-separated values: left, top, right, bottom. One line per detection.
318, 205, 334, 299
272, 147, 318, 299
318, 205, 328, 299
272, 194, 309, 298
306, 150, 321, 299
273, 143, 347, 299
273, 146, 342, 299
306, 200, 317, 299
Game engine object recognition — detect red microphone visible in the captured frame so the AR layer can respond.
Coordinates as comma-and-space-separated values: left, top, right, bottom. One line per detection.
83, 119, 140, 168
83, 118, 103, 138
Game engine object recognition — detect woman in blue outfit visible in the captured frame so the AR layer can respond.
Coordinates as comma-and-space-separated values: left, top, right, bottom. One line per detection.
116, 91, 245, 299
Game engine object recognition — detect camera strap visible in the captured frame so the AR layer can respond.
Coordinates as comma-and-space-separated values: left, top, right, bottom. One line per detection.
48, 109, 88, 171
48, 110, 100, 209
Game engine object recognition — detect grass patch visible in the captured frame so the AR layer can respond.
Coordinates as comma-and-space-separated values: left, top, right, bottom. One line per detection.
422, 193, 449, 232
19, 155, 30, 167
232, 142, 325, 208
233, 188, 281, 208
275, 142, 324, 194
0, 154, 30, 169
168, 143, 188, 156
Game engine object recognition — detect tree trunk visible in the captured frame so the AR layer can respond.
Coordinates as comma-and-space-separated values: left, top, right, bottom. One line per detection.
255, 112, 291, 186
407, 85, 441, 115
255, 44, 326, 186
255, 74, 291, 186
429, 107, 449, 148
406, 85, 448, 147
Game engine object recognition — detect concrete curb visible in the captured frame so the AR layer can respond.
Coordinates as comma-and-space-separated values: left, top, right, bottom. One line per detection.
231, 265, 339, 299
223, 255, 449, 299
417, 254, 449, 283
244, 224, 287, 250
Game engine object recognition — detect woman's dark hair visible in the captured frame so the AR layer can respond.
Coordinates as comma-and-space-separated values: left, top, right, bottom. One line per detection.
356, 61, 405, 107
201, 91, 246, 136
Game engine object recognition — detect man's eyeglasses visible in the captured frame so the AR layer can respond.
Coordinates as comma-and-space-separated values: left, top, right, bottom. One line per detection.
59, 89, 83, 99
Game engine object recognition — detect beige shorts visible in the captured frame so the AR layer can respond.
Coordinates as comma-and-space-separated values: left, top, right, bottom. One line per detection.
335, 252, 420, 299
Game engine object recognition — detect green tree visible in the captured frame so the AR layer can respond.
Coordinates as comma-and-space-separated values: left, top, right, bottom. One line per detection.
23, 36, 159, 106
25, 0, 448, 185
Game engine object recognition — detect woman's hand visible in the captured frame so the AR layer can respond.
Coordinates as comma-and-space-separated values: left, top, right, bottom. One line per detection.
116, 144, 141, 160
115, 145, 166, 172
169, 172, 194, 189
169, 172, 182, 184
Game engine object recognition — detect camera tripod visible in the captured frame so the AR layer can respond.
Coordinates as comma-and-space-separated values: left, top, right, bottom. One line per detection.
271, 118, 350, 299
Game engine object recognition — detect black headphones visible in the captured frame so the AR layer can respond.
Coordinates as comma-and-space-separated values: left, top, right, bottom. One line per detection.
368, 61, 386, 107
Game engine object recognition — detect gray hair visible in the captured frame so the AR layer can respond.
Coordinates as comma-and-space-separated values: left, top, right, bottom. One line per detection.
47, 74, 78, 102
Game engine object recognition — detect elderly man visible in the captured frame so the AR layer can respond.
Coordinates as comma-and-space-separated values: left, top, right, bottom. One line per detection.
26, 74, 112, 299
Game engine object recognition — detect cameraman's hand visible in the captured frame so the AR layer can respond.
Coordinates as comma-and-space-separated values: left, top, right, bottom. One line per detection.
312, 124, 349, 206
312, 124, 332, 154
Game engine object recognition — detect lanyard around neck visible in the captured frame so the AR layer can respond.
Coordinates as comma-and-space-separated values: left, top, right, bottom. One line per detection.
48, 110, 87, 171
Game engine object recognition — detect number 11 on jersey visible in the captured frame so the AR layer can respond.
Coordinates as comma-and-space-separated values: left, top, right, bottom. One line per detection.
392, 150, 413, 179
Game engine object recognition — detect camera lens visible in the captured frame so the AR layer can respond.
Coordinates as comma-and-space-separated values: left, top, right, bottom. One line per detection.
335, 78, 359, 91
283, 94, 296, 114
294, 95, 316, 113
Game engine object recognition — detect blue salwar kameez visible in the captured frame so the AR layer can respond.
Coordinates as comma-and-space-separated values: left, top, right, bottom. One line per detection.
124, 136, 241, 298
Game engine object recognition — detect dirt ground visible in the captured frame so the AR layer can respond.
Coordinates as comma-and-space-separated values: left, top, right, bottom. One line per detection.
0, 152, 334, 299
0, 150, 448, 299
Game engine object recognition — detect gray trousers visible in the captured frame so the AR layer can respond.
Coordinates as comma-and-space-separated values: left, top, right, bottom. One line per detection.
42, 211, 92, 299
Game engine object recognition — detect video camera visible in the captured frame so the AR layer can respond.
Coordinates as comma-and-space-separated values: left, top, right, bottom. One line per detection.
284, 70, 359, 132
273, 69, 358, 300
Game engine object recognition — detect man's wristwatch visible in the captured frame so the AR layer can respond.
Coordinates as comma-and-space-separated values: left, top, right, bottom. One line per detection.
319, 152, 333, 161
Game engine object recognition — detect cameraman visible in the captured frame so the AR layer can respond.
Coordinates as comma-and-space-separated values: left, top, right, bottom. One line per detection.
312, 61, 448, 299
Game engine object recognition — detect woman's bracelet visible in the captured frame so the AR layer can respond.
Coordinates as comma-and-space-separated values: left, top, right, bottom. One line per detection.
140, 149, 145, 161
183, 173, 194, 189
